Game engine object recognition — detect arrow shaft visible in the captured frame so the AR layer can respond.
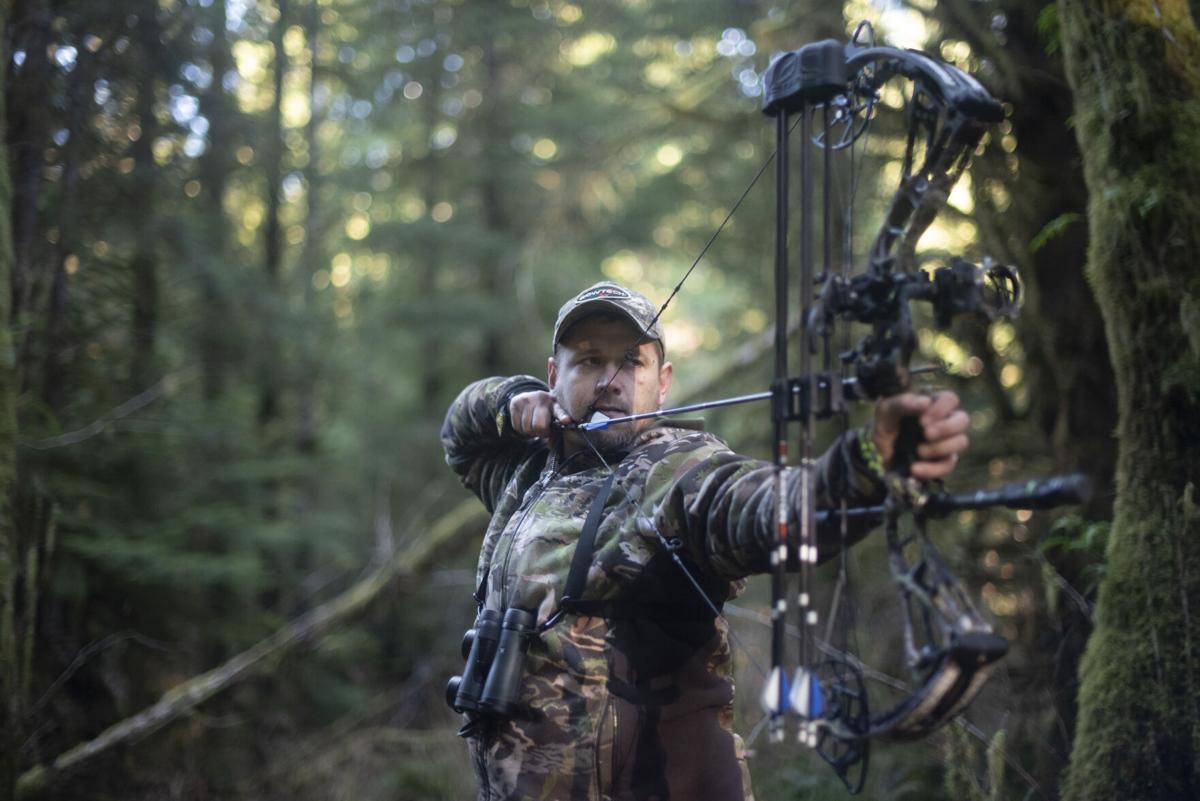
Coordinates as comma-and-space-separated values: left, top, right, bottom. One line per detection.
573, 365, 941, 431
575, 390, 772, 431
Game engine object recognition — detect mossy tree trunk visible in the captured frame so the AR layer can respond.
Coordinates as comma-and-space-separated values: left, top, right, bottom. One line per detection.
930, 2, 1119, 790
1058, 2, 1200, 799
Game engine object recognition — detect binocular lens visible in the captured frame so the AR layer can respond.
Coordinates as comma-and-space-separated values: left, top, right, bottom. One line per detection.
444, 675, 463, 709
461, 628, 476, 660
479, 608, 537, 718
446, 608, 502, 714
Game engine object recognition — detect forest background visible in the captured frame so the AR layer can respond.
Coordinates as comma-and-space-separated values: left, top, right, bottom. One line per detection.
2, 0, 1198, 800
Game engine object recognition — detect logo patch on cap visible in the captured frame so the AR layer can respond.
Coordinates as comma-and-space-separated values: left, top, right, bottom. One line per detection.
576, 286, 631, 302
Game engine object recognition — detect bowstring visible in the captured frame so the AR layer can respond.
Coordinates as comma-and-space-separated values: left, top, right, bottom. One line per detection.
823, 76, 873, 661
566, 118, 803, 732
577, 427, 614, 474
581, 117, 803, 424
584, 90, 875, 750
574, 403, 772, 685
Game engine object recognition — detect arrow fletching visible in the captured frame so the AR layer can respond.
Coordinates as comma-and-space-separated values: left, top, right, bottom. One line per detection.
789, 666, 825, 720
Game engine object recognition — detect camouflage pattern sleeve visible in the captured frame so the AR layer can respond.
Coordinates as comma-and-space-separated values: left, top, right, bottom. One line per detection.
440, 375, 550, 512
651, 427, 888, 581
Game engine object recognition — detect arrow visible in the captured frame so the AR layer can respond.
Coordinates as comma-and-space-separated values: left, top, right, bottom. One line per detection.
570, 364, 943, 431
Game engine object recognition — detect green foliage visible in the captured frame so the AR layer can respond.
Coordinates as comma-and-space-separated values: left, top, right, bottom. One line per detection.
1036, 4, 1062, 55
1041, 514, 1109, 597
1029, 212, 1082, 253
943, 726, 1008, 801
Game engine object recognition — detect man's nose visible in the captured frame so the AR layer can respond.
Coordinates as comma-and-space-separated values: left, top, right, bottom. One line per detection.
597, 367, 626, 394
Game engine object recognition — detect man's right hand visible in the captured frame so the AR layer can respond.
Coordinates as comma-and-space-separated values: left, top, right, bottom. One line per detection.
509, 391, 573, 439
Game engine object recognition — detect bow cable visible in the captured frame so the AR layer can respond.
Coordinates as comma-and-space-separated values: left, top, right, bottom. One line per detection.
577, 116, 803, 427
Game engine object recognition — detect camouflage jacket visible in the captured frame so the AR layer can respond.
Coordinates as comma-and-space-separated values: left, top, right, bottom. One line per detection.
442, 375, 887, 801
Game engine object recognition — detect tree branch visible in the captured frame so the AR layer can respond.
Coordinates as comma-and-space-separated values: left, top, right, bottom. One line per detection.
21, 370, 197, 450
15, 498, 486, 799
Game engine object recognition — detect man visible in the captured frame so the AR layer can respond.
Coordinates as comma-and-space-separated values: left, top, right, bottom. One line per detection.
442, 281, 970, 801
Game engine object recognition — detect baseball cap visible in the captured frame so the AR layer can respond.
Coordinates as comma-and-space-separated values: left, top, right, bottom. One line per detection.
552, 281, 665, 354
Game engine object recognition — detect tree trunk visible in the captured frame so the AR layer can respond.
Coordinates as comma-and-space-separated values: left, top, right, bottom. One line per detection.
6, 0, 52, 393
295, 0, 320, 455
197, 0, 235, 400
419, 72, 443, 418
929, 2, 1119, 790
969, 0, 1116, 491
129, 0, 161, 392
1, 6, 20, 797
258, 0, 288, 430
40, 44, 91, 417
478, 39, 510, 376
1058, 2, 1200, 799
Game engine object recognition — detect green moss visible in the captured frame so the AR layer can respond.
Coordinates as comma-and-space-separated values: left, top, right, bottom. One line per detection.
1058, 1, 1200, 798
943, 725, 986, 801
942, 726, 1007, 801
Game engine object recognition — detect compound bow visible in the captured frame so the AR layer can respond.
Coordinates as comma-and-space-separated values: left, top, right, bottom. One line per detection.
573, 22, 1088, 794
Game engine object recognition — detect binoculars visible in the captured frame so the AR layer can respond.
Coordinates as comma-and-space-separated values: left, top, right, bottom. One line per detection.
445, 607, 537, 719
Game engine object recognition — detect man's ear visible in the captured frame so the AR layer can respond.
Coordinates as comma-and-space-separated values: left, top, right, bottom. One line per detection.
547, 355, 558, 389
657, 361, 673, 407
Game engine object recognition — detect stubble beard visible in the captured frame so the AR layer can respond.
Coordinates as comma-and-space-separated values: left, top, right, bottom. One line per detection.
582, 422, 637, 455
556, 389, 639, 456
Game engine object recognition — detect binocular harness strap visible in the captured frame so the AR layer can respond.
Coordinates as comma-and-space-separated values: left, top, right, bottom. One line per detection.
538, 470, 618, 632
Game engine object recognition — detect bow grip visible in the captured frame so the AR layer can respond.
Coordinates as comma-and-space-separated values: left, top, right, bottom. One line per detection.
888, 415, 924, 478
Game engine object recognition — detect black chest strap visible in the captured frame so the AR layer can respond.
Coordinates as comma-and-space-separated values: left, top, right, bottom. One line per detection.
563, 471, 618, 604
538, 470, 615, 631
540, 470, 723, 630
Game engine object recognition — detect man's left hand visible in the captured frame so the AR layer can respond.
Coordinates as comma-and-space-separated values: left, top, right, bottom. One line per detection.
872, 391, 970, 481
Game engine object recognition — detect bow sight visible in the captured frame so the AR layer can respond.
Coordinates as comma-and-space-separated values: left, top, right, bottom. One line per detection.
811, 256, 1021, 399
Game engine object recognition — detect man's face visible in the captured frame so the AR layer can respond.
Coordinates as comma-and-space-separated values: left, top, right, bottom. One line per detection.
548, 314, 673, 454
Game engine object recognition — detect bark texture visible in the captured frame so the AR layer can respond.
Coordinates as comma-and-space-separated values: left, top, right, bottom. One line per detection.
197, 0, 235, 400
1058, 2, 1200, 799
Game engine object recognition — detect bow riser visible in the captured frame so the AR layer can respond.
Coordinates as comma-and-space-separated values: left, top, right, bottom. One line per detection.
871, 123, 982, 277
